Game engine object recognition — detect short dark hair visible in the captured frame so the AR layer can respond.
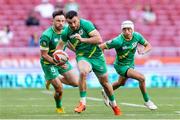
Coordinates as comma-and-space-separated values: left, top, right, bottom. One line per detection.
52, 10, 64, 19
65, 10, 78, 19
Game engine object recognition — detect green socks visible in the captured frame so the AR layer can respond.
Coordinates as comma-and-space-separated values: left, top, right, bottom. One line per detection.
142, 92, 150, 102
55, 99, 62, 108
108, 94, 115, 101
80, 91, 87, 97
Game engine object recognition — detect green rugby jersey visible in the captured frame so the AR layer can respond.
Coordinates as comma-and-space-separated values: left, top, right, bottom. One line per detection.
106, 32, 147, 66
39, 26, 64, 64
61, 18, 102, 58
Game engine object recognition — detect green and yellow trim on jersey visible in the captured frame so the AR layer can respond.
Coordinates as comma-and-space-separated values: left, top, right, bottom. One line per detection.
50, 49, 56, 53
77, 46, 97, 58
40, 46, 49, 51
43, 61, 51, 64
105, 43, 109, 49
143, 39, 148, 45
88, 46, 97, 58
77, 52, 84, 56
118, 46, 134, 59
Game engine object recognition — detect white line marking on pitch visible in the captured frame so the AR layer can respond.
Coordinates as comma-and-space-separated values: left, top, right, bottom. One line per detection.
41, 90, 53, 94
20, 114, 81, 117
86, 97, 145, 108
86, 96, 146, 108
87, 97, 103, 101
175, 111, 180, 114
41, 90, 176, 108
121, 102, 146, 108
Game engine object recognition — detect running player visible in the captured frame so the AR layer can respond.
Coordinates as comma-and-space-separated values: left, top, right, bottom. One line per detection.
100, 20, 157, 110
39, 10, 78, 113
56, 10, 121, 115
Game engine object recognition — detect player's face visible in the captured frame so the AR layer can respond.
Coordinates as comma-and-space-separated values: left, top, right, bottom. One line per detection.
66, 16, 80, 31
53, 15, 65, 31
122, 28, 133, 39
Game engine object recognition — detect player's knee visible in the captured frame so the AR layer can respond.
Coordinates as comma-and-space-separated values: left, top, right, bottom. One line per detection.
71, 82, 79, 87
119, 81, 126, 86
139, 75, 145, 83
54, 89, 62, 98
100, 80, 109, 88
80, 71, 88, 78
55, 86, 63, 93
117, 79, 126, 86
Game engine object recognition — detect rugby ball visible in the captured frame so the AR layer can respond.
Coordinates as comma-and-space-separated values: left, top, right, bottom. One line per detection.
53, 50, 69, 65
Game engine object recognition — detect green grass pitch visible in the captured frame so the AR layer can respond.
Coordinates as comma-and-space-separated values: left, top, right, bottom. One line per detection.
0, 88, 179, 119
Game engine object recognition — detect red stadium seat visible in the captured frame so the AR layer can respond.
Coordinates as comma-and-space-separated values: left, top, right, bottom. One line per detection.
0, 0, 179, 57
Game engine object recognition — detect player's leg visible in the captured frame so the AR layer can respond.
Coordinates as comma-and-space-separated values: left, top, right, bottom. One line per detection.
101, 76, 127, 106
112, 76, 128, 90
101, 65, 128, 107
41, 63, 65, 113
61, 68, 79, 87
93, 56, 121, 115
46, 75, 64, 90
112, 64, 130, 90
74, 58, 92, 113
50, 78, 65, 113
127, 68, 157, 110
58, 61, 79, 87
96, 73, 122, 115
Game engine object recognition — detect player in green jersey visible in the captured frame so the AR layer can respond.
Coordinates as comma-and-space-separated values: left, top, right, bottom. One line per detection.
39, 10, 78, 113
100, 20, 157, 110
56, 11, 121, 115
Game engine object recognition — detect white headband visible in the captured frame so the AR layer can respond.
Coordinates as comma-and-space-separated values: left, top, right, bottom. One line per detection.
121, 20, 134, 31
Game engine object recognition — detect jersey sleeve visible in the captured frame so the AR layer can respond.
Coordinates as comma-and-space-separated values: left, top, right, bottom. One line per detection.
83, 20, 95, 33
39, 34, 50, 51
105, 36, 122, 49
137, 32, 148, 45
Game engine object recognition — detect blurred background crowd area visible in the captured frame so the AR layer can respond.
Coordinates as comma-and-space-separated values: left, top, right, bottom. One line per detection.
0, 0, 180, 58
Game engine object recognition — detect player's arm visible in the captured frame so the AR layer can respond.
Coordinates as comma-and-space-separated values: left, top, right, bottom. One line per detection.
99, 42, 109, 51
73, 29, 102, 44
100, 37, 120, 51
138, 41, 152, 55
40, 50, 58, 64
40, 35, 59, 65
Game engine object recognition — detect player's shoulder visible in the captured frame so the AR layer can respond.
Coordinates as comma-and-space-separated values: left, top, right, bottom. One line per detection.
111, 34, 123, 43
80, 18, 93, 25
42, 27, 53, 38
133, 31, 143, 37
118, 33, 125, 40
133, 32, 145, 42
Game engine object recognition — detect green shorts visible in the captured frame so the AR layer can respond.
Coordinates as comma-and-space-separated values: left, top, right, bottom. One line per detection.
114, 63, 134, 77
76, 55, 107, 75
40, 61, 73, 80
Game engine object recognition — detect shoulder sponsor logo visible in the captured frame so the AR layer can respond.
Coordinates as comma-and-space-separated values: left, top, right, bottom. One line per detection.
42, 41, 47, 47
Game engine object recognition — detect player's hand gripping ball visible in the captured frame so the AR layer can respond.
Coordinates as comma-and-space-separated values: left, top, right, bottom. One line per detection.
53, 50, 69, 65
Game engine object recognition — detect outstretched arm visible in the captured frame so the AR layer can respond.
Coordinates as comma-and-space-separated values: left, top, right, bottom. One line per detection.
138, 41, 152, 55
99, 42, 108, 51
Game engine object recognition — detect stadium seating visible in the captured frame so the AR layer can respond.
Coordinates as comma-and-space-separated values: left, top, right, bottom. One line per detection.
0, 0, 179, 56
